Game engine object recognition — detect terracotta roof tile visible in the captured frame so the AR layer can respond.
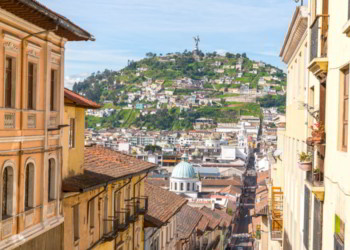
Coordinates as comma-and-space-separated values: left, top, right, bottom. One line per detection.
196, 215, 209, 234
145, 178, 170, 188
218, 185, 242, 195
257, 171, 269, 184
145, 183, 187, 227
64, 88, 100, 109
176, 205, 202, 240
63, 146, 156, 192
202, 179, 242, 187
214, 208, 233, 227
199, 207, 221, 230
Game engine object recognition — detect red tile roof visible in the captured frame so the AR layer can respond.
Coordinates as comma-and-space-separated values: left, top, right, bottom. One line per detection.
214, 208, 233, 228
199, 207, 221, 230
145, 183, 187, 227
218, 185, 242, 195
64, 88, 101, 109
197, 214, 209, 234
0, 0, 94, 41
202, 178, 242, 187
63, 146, 156, 192
176, 205, 202, 240
257, 171, 269, 184
145, 178, 170, 188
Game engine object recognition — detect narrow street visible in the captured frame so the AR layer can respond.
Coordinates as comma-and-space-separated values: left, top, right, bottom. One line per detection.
229, 153, 257, 250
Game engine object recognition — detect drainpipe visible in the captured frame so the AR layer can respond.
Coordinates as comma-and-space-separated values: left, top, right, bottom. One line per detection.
86, 178, 132, 250
132, 171, 150, 250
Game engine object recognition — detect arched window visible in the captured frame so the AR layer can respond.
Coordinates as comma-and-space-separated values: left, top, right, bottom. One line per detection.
25, 162, 35, 210
2, 165, 14, 218
180, 183, 183, 191
187, 183, 190, 191
48, 158, 56, 201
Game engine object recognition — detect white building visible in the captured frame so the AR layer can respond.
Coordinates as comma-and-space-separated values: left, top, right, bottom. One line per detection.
169, 154, 202, 199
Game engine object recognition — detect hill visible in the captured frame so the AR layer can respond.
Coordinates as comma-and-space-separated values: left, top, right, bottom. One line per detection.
73, 51, 286, 130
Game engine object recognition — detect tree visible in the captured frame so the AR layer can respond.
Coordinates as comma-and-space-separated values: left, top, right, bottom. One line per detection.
225, 52, 234, 58
242, 53, 247, 58
144, 145, 162, 153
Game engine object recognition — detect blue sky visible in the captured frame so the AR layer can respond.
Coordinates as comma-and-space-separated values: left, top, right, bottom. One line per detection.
40, 0, 300, 88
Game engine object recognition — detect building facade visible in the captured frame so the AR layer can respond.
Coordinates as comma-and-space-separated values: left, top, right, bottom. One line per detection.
0, 1, 93, 249
62, 90, 156, 250
272, 1, 350, 249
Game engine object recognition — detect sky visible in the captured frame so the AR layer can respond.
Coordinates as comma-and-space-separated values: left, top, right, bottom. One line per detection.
40, 0, 301, 89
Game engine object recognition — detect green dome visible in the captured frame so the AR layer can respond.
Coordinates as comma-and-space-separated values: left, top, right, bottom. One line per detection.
171, 161, 196, 179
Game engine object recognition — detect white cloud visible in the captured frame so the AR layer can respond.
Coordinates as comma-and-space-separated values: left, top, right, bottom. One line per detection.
64, 72, 90, 89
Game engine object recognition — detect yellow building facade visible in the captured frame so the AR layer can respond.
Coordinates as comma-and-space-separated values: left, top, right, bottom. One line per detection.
0, 1, 93, 249
274, 0, 350, 249
62, 89, 156, 250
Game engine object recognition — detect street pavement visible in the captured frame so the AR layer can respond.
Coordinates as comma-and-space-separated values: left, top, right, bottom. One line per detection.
228, 153, 257, 250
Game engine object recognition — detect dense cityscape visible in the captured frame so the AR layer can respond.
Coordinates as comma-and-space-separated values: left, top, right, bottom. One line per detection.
0, 0, 348, 250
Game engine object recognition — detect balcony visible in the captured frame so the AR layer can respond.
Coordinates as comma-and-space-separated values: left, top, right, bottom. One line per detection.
308, 15, 329, 80
135, 197, 148, 215
268, 187, 283, 241
102, 213, 130, 242
306, 167, 324, 201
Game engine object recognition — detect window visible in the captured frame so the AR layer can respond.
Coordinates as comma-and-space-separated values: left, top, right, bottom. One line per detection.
340, 69, 349, 151
27, 63, 36, 110
69, 118, 76, 148
180, 183, 183, 191
174, 183, 177, 191
5, 57, 15, 108
48, 159, 56, 201
50, 69, 57, 111
187, 183, 190, 191
192, 183, 195, 191
89, 199, 95, 228
2, 166, 14, 218
73, 204, 79, 241
25, 163, 35, 210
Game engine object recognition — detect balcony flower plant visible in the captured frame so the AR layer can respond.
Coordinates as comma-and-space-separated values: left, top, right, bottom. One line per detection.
307, 122, 325, 145
297, 152, 312, 171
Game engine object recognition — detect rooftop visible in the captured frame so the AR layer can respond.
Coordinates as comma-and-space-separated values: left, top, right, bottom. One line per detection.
0, 0, 94, 41
171, 161, 196, 179
199, 207, 221, 230
64, 88, 101, 109
145, 183, 187, 227
62, 146, 156, 192
176, 205, 202, 240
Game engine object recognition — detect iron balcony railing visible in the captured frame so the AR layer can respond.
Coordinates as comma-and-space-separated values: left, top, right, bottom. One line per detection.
306, 167, 324, 187
135, 197, 148, 215
310, 15, 329, 62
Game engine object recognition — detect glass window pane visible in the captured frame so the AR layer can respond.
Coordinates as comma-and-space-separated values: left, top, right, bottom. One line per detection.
343, 124, 348, 148
344, 99, 348, 121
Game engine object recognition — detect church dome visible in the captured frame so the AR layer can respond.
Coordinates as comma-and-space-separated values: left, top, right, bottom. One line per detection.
171, 161, 196, 179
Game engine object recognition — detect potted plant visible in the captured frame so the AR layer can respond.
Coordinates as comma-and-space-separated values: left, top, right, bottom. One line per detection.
308, 122, 325, 145
297, 152, 312, 171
